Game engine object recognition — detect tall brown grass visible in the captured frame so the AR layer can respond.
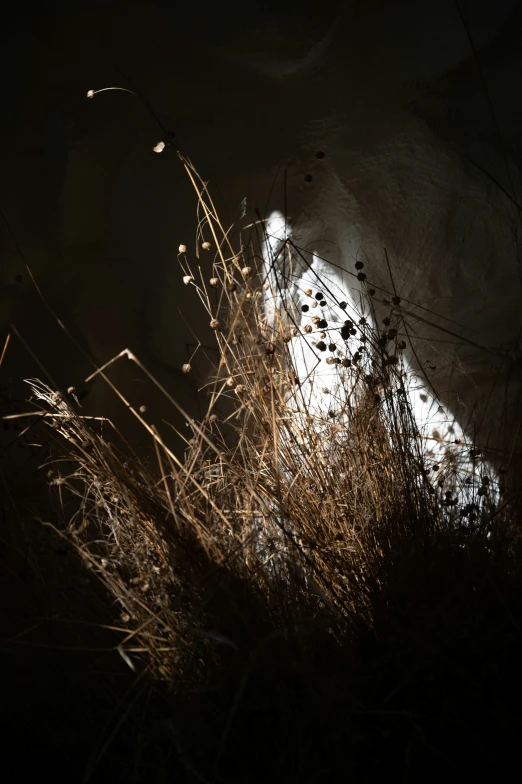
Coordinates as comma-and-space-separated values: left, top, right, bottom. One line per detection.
16, 151, 522, 781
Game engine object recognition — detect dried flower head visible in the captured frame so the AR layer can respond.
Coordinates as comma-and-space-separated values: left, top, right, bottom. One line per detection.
183, 275, 194, 285
209, 277, 219, 287
86, 89, 95, 98
153, 141, 165, 154
304, 324, 313, 334
178, 244, 187, 254
182, 363, 191, 373
226, 376, 235, 387
304, 288, 313, 297
241, 266, 252, 278
139, 405, 147, 414
202, 241, 211, 251
210, 318, 220, 329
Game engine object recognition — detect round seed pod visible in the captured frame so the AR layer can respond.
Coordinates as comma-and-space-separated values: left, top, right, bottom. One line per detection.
350, 328, 357, 336
315, 292, 324, 300
183, 275, 194, 285
359, 317, 367, 325
397, 340, 407, 350
227, 281, 237, 292
369, 288, 376, 295
242, 266, 252, 278
342, 358, 351, 367
226, 377, 235, 387
355, 261, 364, 270
209, 413, 218, 422
304, 324, 313, 333
322, 387, 329, 394
182, 363, 191, 373
392, 295, 401, 305
304, 288, 313, 296
301, 304, 309, 312
202, 241, 211, 250
312, 316, 321, 324
320, 300, 327, 307
325, 356, 334, 365
382, 317, 391, 326
318, 319, 328, 329
139, 405, 147, 414
210, 318, 220, 329
357, 272, 366, 281
311, 301, 318, 308
339, 301, 347, 310
209, 277, 219, 287
328, 343, 336, 352
178, 244, 187, 254
320, 332, 326, 339
387, 328, 397, 338
316, 341, 327, 351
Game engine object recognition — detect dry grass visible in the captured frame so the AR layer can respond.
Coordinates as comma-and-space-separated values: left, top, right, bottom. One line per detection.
8, 152, 522, 781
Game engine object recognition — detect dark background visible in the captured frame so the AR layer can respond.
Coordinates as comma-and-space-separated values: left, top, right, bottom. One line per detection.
2, 1, 522, 780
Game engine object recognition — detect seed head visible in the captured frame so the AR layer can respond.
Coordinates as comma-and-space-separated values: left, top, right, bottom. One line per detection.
182, 363, 191, 373
178, 244, 187, 254
183, 275, 194, 285
241, 266, 252, 278
86, 89, 95, 98
304, 324, 313, 333
139, 405, 147, 414
209, 277, 219, 287
153, 141, 165, 153
304, 288, 312, 296
226, 377, 235, 387
202, 241, 211, 250
210, 318, 220, 329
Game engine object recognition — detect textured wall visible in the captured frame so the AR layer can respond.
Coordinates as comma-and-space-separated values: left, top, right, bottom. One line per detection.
2, 0, 522, 458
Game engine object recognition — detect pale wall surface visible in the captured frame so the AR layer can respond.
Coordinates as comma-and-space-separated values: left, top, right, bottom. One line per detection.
1, 0, 522, 458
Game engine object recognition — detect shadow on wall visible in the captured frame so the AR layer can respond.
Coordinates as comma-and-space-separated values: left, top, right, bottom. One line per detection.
1, 0, 522, 459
